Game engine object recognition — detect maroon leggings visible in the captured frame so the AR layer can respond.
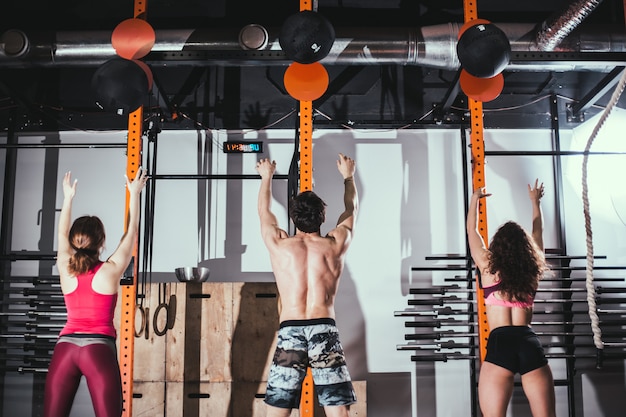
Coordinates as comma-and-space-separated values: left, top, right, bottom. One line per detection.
44, 336, 122, 417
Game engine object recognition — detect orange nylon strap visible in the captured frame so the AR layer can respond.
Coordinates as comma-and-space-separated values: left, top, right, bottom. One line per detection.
463, 0, 490, 362
469, 99, 489, 362
120, 3, 148, 415
298, 100, 314, 415
134, 0, 148, 18
119, 3, 147, 415
298, 101, 314, 192
119, 108, 143, 417
297, 2, 315, 414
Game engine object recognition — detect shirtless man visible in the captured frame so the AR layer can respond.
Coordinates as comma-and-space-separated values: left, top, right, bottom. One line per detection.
256, 153, 358, 417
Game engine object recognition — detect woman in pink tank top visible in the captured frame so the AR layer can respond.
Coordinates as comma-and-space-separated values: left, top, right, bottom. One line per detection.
44, 168, 147, 417
467, 179, 556, 417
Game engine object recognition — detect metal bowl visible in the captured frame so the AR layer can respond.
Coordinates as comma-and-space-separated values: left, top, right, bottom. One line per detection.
175, 267, 210, 283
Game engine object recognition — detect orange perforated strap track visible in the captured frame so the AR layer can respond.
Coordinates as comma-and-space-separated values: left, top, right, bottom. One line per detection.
119, 4, 146, 417
298, 0, 315, 413
299, 101, 313, 192
119, 108, 142, 417
298, 113, 315, 412
463, 0, 490, 362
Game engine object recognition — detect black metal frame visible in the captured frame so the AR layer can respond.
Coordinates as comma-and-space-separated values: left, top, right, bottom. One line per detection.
397, 97, 626, 417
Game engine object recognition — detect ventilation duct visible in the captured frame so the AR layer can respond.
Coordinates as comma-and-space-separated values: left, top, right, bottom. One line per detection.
535, 0, 605, 51
1, 22, 624, 72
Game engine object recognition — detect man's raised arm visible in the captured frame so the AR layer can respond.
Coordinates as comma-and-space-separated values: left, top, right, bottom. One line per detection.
336, 153, 358, 230
256, 158, 282, 242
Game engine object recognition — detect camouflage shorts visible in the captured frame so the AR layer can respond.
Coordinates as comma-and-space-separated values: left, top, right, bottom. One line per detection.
264, 318, 356, 409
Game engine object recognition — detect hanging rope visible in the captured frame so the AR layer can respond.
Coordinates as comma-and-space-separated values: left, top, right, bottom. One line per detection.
580, 67, 626, 355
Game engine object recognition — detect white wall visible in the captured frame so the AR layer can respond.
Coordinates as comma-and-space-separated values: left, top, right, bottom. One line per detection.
2, 114, 626, 416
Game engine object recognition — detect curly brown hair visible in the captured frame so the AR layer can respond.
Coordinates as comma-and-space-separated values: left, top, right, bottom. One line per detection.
488, 221, 547, 303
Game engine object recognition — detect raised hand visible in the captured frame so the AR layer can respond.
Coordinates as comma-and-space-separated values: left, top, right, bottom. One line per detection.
256, 158, 277, 180
127, 167, 148, 195
62, 172, 77, 200
528, 179, 544, 202
473, 187, 492, 199
336, 153, 356, 180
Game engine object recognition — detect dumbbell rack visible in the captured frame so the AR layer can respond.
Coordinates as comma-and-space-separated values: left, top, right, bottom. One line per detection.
395, 253, 626, 417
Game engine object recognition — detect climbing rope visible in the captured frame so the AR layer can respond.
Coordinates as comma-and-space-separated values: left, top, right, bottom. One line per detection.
580, 67, 626, 353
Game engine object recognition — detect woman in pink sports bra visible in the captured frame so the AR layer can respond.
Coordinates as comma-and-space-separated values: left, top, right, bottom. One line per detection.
44, 168, 147, 417
467, 179, 556, 417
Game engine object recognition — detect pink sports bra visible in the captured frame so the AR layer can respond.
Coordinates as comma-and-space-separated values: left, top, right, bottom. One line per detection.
483, 281, 534, 308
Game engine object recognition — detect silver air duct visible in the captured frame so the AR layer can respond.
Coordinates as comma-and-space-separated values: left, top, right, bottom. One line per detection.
535, 0, 605, 51
0, 23, 624, 72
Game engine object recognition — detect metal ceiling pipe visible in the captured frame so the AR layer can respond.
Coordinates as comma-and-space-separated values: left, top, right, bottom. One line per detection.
0, 29, 29, 57
0, 23, 625, 71
534, 0, 605, 51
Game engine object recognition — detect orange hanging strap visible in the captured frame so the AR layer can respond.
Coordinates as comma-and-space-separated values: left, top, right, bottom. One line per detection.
297, 3, 315, 414
134, 0, 148, 19
463, 0, 478, 23
119, 5, 148, 417
298, 100, 315, 415
298, 101, 313, 192
300, 0, 313, 11
119, 108, 143, 417
463, 0, 490, 362
468, 99, 489, 362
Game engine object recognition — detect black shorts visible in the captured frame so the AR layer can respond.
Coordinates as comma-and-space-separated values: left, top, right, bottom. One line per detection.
484, 326, 548, 375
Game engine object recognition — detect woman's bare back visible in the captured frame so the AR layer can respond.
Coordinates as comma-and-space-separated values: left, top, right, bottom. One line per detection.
481, 269, 534, 329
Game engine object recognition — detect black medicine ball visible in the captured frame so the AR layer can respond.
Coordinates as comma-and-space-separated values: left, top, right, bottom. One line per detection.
279, 10, 335, 64
91, 58, 150, 116
457, 23, 511, 78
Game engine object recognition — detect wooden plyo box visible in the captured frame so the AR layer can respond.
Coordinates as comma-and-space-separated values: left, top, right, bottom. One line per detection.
165, 282, 239, 382
131, 381, 164, 417
129, 282, 279, 384
124, 282, 366, 416
230, 282, 279, 382
133, 380, 366, 417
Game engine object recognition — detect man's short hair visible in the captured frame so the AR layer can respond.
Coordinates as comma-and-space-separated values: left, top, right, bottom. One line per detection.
289, 191, 326, 233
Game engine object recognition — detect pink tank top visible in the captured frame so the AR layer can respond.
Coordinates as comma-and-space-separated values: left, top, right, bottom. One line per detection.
60, 262, 118, 338
483, 281, 534, 308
